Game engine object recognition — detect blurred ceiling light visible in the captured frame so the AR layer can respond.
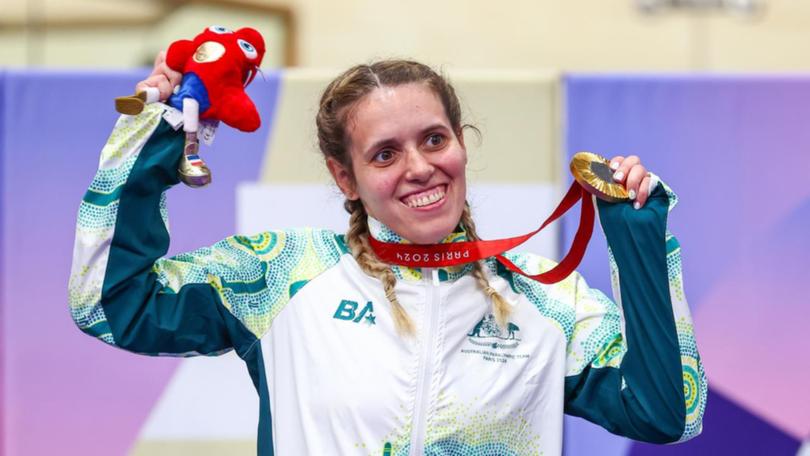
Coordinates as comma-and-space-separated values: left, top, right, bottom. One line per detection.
635, 0, 765, 16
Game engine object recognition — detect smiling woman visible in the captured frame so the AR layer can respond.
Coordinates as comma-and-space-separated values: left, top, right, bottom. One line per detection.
68, 58, 706, 455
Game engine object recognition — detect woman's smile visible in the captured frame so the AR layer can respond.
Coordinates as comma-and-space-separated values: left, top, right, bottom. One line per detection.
400, 184, 447, 209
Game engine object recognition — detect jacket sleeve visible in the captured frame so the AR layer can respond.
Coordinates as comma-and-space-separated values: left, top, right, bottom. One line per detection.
68, 103, 345, 356
561, 181, 707, 443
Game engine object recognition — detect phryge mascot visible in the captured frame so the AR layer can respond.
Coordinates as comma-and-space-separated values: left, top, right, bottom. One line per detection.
116, 25, 266, 187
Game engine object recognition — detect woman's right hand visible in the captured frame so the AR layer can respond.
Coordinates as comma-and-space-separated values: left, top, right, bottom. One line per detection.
135, 51, 183, 101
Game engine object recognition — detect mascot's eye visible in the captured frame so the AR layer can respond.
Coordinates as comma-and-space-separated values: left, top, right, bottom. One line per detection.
238, 39, 258, 59
208, 25, 233, 34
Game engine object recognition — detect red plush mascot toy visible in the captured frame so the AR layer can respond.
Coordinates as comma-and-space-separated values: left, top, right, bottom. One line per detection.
116, 25, 266, 187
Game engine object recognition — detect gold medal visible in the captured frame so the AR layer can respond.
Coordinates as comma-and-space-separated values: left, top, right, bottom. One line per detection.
569, 152, 629, 202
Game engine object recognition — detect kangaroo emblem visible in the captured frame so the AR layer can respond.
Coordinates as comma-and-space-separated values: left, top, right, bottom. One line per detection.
468, 316, 487, 337
506, 322, 520, 340
467, 314, 521, 348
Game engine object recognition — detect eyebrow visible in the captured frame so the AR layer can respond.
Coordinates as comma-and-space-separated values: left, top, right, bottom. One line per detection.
363, 123, 450, 155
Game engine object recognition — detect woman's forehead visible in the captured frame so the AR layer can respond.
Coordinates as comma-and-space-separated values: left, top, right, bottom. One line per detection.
347, 84, 450, 147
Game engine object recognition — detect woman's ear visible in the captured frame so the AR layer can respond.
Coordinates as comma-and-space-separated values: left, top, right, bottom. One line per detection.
326, 157, 358, 200
456, 127, 466, 150
456, 128, 468, 164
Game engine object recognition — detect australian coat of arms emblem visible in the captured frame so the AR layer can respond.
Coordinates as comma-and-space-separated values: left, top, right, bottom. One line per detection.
467, 314, 521, 349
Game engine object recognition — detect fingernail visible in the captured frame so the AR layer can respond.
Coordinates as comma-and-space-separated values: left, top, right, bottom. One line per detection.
628, 189, 636, 200
613, 171, 624, 181
633, 201, 641, 210
610, 161, 620, 170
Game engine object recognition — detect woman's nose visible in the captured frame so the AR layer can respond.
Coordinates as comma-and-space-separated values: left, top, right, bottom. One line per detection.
404, 148, 434, 181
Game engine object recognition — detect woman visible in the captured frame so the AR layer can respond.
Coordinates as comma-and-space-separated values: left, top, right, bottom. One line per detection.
69, 56, 706, 455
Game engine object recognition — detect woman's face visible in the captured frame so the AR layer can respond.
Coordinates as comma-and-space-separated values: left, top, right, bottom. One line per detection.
328, 83, 468, 244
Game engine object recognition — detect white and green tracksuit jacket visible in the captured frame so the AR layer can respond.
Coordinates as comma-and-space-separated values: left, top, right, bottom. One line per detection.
69, 104, 706, 455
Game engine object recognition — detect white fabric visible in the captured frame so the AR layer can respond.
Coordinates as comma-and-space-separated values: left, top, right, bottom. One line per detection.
263, 255, 568, 455
182, 98, 200, 132
144, 86, 160, 104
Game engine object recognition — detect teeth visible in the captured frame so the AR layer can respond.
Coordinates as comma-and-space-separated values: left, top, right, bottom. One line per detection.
405, 188, 445, 208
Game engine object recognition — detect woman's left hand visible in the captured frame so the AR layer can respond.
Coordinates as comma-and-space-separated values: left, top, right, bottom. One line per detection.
609, 155, 652, 209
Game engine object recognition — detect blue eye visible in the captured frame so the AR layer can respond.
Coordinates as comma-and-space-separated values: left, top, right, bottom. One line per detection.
208, 25, 232, 34
238, 39, 258, 59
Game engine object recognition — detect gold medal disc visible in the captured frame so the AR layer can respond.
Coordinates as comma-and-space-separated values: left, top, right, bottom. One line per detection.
569, 152, 629, 202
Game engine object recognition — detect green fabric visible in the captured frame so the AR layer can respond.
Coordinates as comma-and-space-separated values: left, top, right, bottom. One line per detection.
84, 185, 123, 206
83, 320, 112, 339
101, 119, 255, 355
563, 186, 686, 443
219, 262, 270, 295
334, 234, 350, 255
244, 344, 274, 456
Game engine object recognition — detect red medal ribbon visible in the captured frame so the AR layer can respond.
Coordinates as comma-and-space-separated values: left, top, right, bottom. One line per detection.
368, 181, 595, 284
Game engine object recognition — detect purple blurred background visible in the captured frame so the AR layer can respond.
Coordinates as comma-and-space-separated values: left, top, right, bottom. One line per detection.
563, 74, 810, 455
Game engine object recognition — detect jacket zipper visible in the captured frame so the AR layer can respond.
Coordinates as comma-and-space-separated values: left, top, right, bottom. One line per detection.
409, 268, 441, 456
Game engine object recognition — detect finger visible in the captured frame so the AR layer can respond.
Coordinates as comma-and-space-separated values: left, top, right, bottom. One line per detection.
154, 50, 183, 86
146, 52, 166, 80
625, 164, 647, 201
164, 64, 183, 87
154, 56, 183, 87
152, 50, 166, 69
613, 155, 639, 183
137, 74, 174, 100
635, 175, 651, 209
154, 75, 174, 100
609, 155, 625, 172
139, 51, 181, 97
134, 75, 158, 94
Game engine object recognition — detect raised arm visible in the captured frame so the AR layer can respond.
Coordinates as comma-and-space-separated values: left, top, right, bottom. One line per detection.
562, 182, 706, 443
68, 104, 345, 356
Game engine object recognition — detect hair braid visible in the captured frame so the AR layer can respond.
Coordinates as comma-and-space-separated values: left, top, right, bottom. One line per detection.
345, 200, 415, 336
459, 204, 512, 328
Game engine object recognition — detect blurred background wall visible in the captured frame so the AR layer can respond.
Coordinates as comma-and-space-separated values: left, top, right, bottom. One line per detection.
1, 1, 809, 455
3, 0, 810, 71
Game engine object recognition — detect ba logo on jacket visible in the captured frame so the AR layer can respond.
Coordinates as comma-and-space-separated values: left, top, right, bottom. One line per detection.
333, 299, 376, 325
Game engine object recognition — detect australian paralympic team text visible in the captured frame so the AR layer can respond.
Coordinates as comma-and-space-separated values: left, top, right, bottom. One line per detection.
396, 250, 471, 263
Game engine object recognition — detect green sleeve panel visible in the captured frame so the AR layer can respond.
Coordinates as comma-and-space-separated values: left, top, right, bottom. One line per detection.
69, 104, 345, 356
243, 343, 273, 455
562, 184, 706, 443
